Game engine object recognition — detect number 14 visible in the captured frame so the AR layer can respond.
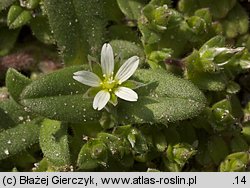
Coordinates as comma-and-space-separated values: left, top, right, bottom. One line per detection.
235, 176, 246, 184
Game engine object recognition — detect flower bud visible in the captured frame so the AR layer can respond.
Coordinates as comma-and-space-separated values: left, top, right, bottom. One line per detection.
7, 5, 32, 29
219, 152, 249, 172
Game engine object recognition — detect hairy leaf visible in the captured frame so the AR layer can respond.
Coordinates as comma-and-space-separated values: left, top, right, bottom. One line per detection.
117, 0, 148, 20
0, 99, 36, 130
77, 139, 108, 170
221, 3, 249, 38
219, 152, 250, 172
8, 66, 206, 124
0, 119, 41, 160
178, 0, 236, 19
0, 0, 16, 11
110, 40, 145, 62
208, 136, 229, 165
6, 68, 31, 102
7, 5, 32, 29
29, 15, 55, 44
44, 0, 107, 65
39, 119, 70, 167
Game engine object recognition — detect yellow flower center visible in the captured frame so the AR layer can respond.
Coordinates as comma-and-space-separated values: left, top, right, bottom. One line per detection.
101, 73, 119, 91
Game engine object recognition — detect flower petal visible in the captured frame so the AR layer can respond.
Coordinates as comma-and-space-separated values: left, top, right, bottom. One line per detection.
73, 71, 101, 87
101, 43, 114, 76
93, 90, 110, 110
115, 87, 138, 101
115, 56, 139, 83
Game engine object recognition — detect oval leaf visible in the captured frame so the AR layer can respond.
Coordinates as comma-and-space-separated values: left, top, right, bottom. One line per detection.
44, 0, 107, 65
39, 119, 70, 167
7, 5, 32, 29
9, 66, 206, 124
6, 68, 31, 102
221, 3, 249, 38
0, 119, 41, 160
0, 0, 16, 11
0, 99, 37, 130
117, 0, 147, 20
77, 139, 108, 170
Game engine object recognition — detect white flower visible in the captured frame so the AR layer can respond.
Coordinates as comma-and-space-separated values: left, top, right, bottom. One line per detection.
73, 43, 139, 110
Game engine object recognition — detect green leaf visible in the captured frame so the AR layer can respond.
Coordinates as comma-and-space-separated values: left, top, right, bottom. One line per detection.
7, 5, 32, 29
230, 135, 248, 153
177, 123, 197, 144
164, 143, 196, 171
20, 0, 40, 9
10, 152, 36, 169
210, 99, 235, 129
117, 96, 205, 125
126, 127, 152, 162
226, 81, 240, 94
194, 8, 212, 23
104, 0, 123, 22
219, 152, 250, 172
108, 25, 140, 43
199, 35, 225, 53
32, 158, 49, 172
18, 66, 100, 123
39, 119, 70, 167
21, 66, 89, 98
185, 8, 219, 47
198, 0, 236, 19
237, 34, 250, 50
110, 40, 145, 62
70, 69, 203, 122
184, 36, 248, 91
69, 121, 102, 163
77, 139, 108, 170
185, 69, 226, 91
208, 136, 229, 165
9, 66, 206, 124
241, 122, 250, 144
117, 0, 148, 20
0, 119, 41, 160
230, 95, 243, 119
6, 68, 32, 102
221, 3, 248, 38
178, 0, 199, 16
0, 99, 36, 130
134, 69, 206, 102
29, 15, 55, 44
195, 132, 213, 167
97, 132, 134, 168
0, 0, 16, 11
44, 0, 107, 65
178, 0, 236, 19
0, 26, 19, 56
0, 107, 15, 131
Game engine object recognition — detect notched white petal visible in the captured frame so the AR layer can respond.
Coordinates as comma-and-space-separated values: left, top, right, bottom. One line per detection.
101, 43, 114, 76
73, 71, 101, 87
115, 87, 138, 102
73, 71, 87, 76
115, 56, 139, 83
93, 90, 111, 110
